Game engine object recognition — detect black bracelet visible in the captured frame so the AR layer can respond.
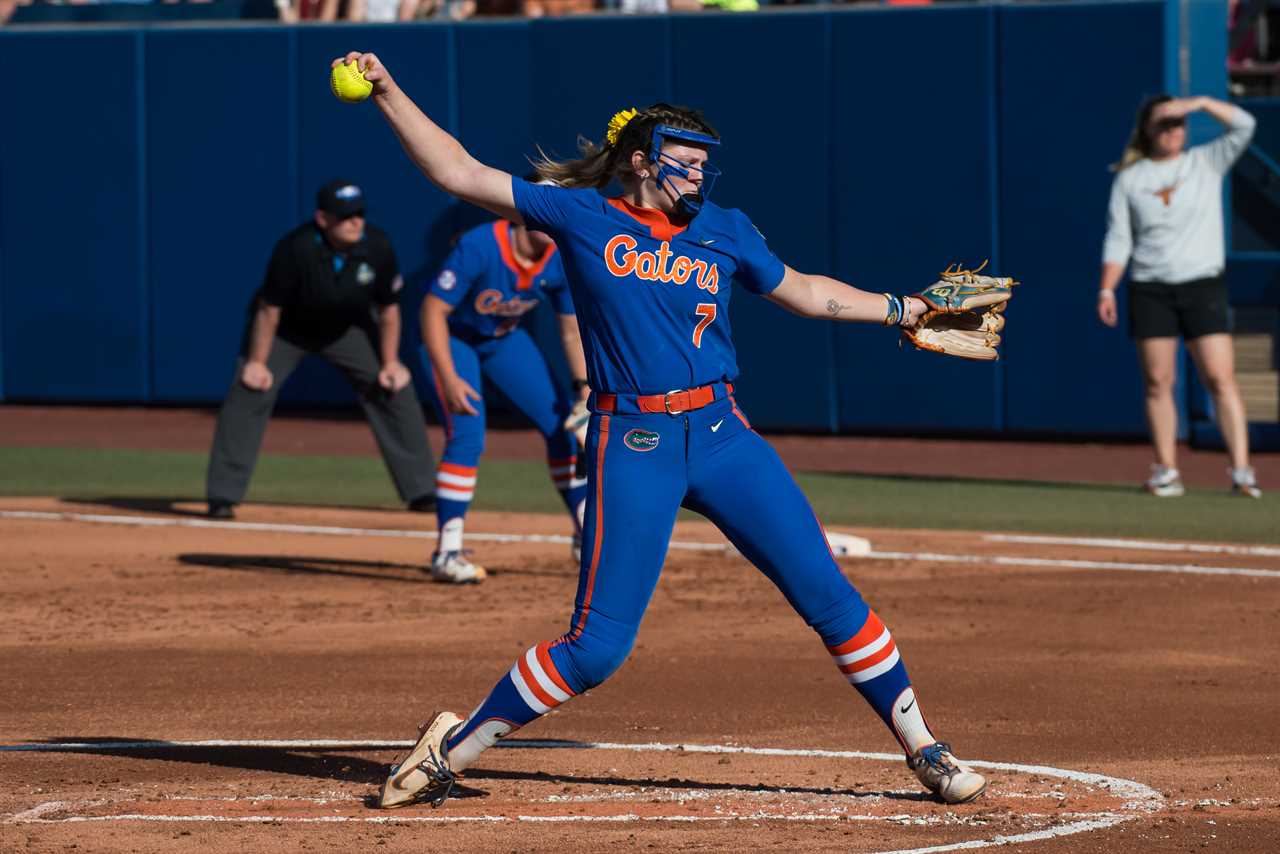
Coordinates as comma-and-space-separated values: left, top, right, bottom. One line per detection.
572, 378, 590, 393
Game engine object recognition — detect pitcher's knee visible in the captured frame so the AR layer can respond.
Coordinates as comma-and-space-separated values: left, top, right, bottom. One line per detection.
806, 590, 872, 649
554, 632, 635, 692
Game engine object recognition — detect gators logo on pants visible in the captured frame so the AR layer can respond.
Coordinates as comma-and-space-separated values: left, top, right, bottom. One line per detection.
622, 429, 660, 453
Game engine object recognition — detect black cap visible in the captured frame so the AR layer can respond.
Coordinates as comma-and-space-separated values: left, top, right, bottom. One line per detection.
317, 180, 366, 218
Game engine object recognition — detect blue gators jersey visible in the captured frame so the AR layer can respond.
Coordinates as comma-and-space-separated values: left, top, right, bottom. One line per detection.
511, 179, 785, 395
429, 220, 573, 340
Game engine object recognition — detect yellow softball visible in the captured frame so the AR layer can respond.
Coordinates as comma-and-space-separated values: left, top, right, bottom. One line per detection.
331, 60, 373, 104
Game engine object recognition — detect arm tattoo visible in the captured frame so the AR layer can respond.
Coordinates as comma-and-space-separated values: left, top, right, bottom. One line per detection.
826, 298, 851, 316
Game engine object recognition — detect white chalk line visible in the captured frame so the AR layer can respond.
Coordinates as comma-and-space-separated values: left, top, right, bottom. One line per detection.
867, 550, 1280, 579
985, 533, 1280, 558
0, 737, 1161, 854
0, 510, 726, 552
3, 509, 1277, 578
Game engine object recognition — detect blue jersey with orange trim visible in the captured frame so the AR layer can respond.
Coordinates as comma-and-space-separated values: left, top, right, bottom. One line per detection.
511, 179, 784, 395
429, 220, 573, 340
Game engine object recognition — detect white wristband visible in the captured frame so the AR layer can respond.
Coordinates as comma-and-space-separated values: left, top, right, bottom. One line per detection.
1098, 289, 1116, 300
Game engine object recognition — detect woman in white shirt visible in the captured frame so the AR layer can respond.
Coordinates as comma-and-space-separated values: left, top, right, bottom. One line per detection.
1098, 94, 1261, 498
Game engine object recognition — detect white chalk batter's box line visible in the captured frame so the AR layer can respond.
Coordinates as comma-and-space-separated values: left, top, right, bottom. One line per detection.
2, 509, 1278, 579
0, 739, 1162, 854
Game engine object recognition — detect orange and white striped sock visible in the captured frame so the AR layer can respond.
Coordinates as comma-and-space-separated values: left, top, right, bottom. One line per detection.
827, 610, 934, 753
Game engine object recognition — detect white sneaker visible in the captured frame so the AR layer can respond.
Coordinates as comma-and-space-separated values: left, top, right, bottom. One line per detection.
1230, 466, 1262, 499
908, 742, 987, 804
430, 551, 486, 584
1144, 465, 1185, 497
379, 711, 463, 809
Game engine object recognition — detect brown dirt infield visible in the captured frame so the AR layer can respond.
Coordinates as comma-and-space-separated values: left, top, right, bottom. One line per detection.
2, 496, 1279, 853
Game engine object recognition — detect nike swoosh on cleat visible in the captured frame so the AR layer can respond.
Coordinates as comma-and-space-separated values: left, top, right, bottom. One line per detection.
899, 698, 916, 714
710, 419, 725, 432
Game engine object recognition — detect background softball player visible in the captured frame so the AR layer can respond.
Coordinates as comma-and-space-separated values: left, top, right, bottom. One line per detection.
420, 215, 589, 583
333, 50, 999, 811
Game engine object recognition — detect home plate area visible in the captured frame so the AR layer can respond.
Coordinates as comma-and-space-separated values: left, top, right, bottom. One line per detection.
4, 739, 1161, 850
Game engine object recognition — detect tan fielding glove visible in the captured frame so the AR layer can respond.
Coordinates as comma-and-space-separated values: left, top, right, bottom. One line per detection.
902, 262, 1018, 361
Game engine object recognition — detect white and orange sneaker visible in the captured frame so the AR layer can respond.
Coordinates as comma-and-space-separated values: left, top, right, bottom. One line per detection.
379, 711, 464, 809
429, 551, 486, 584
1144, 465, 1185, 497
1230, 466, 1262, 499
908, 742, 987, 804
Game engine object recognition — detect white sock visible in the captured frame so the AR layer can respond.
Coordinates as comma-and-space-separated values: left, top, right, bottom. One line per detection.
891, 687, 936, 753
439, 517, 464, 553
574, 498, 586, 533
447, 714, 510, 773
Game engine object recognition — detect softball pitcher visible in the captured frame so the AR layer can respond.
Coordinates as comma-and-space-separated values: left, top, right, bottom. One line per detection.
420, 216, 589, 583
334, 50, 990, 808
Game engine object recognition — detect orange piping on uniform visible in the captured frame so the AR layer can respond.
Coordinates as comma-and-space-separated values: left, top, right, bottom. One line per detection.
571, 414, 609, 639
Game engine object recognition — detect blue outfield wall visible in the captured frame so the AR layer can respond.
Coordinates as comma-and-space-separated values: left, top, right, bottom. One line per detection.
0, 2, 1217, 436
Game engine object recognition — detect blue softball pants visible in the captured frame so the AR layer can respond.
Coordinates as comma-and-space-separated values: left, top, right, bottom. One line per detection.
419, 329, 583, 523
446, 388, 915, 763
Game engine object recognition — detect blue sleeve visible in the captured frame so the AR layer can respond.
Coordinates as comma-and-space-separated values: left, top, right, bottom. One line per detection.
511, 177, 578, 236
428, 234, 481, 308
732, 210, 786, 296
545, 255, 575, 316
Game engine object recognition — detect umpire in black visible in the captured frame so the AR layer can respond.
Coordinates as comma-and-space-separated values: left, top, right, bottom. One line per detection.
206, 180, 436, 518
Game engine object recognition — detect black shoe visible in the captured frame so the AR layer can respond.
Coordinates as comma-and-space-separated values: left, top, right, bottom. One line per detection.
207, 501, 235, 520
408, 494, 437, 513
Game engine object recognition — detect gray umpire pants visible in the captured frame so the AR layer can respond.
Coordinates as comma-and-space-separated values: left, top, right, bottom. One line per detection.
206, 325, 435, 506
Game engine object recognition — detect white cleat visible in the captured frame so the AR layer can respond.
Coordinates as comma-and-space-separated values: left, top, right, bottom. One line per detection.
379, 711, 464, 809
430, 550, 486, 584
908, 742, 987, 804
1230, 466, 1262, 499
1144, 464, 1185, 497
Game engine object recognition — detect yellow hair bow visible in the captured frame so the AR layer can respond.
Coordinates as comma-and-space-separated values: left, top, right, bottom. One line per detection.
605, 108, 638, 147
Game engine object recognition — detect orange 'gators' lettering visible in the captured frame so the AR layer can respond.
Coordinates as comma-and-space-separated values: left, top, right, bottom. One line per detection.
604, 234, 719, 294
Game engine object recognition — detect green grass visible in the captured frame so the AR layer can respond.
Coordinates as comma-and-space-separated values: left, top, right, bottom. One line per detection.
0, 447, 563, 514
1, 446, 1276, 544
799, 471, 1279, 543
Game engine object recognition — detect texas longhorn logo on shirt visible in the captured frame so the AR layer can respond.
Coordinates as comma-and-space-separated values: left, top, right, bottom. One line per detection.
604, 235, 720, 295
1153, 181, 1180, 207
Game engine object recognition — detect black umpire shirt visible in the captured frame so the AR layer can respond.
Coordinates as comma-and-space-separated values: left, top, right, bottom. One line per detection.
255, 222, 402, 348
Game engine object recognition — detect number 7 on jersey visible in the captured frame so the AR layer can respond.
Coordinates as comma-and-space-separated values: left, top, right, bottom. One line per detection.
692, 303, 717, 348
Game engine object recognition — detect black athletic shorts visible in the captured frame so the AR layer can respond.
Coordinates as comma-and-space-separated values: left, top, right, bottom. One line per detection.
1128, 275, 1231, 340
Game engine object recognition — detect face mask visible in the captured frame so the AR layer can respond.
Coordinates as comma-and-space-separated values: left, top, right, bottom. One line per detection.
649, 124, 722, 217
